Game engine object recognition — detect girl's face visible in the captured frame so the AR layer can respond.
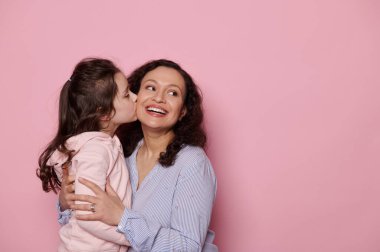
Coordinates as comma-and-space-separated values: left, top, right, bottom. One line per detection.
136, 66, 187, 133
105, 72, 137, 134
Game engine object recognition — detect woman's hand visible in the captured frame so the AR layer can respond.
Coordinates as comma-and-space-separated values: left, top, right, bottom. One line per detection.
70, 177, 125, 226
59, 166, 76, 211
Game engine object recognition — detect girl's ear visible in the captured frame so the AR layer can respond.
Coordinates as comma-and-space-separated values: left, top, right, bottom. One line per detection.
97, 107, 111, 121
100, 114, 111, 121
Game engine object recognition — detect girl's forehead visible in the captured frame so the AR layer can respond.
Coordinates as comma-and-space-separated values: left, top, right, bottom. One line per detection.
115, 72, 128, 90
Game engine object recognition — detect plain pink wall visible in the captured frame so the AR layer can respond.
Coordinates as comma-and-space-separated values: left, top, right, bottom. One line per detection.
1, 0, 379, 251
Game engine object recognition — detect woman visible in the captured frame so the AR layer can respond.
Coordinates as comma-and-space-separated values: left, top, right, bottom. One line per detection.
59, 59, 217, 251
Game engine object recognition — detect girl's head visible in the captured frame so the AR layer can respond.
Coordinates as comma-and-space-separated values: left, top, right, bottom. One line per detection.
37, 58, 136, 193
118, 59, 206, 166
60, 58, 136, 135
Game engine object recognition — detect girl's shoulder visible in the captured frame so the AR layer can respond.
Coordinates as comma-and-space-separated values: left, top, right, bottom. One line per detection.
69, 131, 112, 144
69, 132, 120, 151
61, 132, 122, 166
48, 132, 111, 166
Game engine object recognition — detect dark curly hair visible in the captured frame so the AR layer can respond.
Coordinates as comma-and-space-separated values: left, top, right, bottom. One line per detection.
117, 59, 206, 166
37, 58, 121, 193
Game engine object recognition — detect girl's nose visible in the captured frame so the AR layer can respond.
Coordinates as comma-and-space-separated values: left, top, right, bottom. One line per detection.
129, 90, 137, 102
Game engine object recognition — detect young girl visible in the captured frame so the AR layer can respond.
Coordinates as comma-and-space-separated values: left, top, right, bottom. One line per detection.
37, 58, 136, 252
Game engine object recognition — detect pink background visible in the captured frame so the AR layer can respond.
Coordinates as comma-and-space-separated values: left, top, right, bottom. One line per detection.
1, 0, 379, 251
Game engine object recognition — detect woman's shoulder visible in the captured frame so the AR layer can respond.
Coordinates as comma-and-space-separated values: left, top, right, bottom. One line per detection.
177, 145, 208, 163
176, 145, 214, 178
179, 145, 207, 157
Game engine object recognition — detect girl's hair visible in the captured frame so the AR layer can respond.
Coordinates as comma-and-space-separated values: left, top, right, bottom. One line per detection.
37, 58, 121, 193
117, 59, 206, 166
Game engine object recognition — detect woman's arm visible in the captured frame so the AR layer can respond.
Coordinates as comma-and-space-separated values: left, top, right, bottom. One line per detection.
72, 157, 217, 251
57, 166, 75, 225
59, 164, 76, 210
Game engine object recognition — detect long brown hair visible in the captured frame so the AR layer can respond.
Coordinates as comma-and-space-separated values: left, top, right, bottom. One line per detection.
117, 59, 206, 166
37, 58, 121, 193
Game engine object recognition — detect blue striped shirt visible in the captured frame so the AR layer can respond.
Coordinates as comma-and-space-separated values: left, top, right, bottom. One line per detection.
118, 141, 217, 251
58, 141, 217, 251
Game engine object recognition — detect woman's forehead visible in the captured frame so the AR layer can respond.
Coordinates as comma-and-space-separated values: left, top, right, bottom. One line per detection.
142, 67, 185, 88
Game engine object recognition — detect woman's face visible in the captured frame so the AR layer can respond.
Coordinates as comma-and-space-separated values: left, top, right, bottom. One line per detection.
136, 66, 187, 133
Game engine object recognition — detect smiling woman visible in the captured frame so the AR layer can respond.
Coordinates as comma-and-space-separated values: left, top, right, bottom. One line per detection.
137, 66, 187, 132
58, 59, 218, 251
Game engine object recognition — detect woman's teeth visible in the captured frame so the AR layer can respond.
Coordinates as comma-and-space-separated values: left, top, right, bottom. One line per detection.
147, 107, 166, 114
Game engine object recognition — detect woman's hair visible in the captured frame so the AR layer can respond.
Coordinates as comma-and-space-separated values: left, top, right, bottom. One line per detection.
117, 59, 206, 166
37, 58, 121, 193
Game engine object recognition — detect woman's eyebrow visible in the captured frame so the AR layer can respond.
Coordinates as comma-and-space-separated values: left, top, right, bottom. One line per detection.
144, 79, 158, 84
166, 83, 181, 89
143, 79, 182, 91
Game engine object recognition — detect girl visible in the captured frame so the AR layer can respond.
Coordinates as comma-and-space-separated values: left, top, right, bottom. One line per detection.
37, 58, 136, 252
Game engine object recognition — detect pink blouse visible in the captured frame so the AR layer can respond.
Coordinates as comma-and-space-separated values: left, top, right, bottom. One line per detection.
49, 131, 131, 252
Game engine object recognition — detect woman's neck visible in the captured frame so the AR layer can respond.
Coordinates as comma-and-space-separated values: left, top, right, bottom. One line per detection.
140, 128, 174, 159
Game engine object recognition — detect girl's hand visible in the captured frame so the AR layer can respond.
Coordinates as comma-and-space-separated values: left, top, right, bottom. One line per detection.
70, 177, 125, 226
58, 166, 76, 210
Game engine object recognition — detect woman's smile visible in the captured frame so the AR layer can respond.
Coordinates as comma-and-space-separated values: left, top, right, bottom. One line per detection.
145, 105, 168, 117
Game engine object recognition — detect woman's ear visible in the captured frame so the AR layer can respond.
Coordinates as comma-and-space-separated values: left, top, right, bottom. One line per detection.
179, 107, 187, 121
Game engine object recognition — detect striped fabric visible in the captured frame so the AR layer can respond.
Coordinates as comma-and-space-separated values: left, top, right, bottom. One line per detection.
117, 141, 218, 252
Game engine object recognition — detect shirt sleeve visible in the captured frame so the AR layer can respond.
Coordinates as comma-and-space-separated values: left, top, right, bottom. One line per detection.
56, 201, 72, 226
117, 156, 217, 251
72, 142, 130, 246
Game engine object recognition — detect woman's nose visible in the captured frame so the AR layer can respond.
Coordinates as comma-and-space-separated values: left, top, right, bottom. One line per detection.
153, 92, 165, 103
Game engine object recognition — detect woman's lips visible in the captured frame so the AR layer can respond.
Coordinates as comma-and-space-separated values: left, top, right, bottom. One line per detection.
145, 105, 168, 117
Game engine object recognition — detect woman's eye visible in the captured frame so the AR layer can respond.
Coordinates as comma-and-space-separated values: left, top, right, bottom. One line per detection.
168, 90, 178, 96
146, 86, 155, 91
